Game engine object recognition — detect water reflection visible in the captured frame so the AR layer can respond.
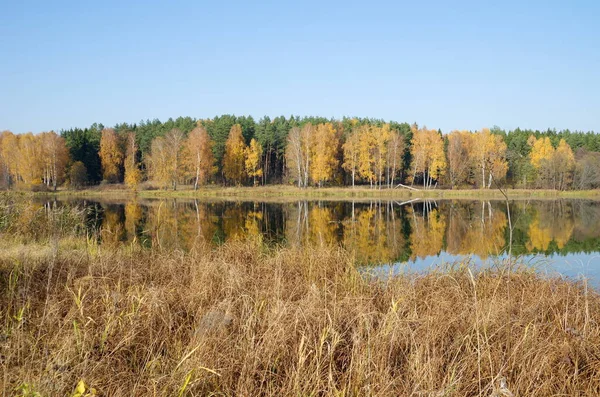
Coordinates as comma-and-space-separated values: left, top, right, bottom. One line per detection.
38, 197, 600, 278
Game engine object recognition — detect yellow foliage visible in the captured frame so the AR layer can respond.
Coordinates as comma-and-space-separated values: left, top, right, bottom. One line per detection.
529, 136, 554, 169
526, 205, 574, 251
310, 123, 339, 186
308, 205, 338, 245
408, 127, 446, 188
447, 130, 474, 187
245, 138, 263, 185
408, 206, 446, 259
472, 129, 508, 188
184, 126, 215, 189
342, 130, 361, 186
99, 128, 124, 183
124, 201, 142, 242
124, 132, 141, 189
223, 124, 247, 185
285, 124, 313, 187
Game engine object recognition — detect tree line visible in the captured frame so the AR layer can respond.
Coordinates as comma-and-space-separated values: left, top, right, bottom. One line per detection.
1, 115, 600, 190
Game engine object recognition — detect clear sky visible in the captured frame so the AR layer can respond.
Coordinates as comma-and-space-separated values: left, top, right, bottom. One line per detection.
1, 0, 599, 133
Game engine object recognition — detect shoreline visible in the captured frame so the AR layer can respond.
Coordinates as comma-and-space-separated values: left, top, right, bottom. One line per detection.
23, 185, 600, 201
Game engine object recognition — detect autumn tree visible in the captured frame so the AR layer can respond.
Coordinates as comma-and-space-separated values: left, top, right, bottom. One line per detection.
408, 126, 426, 187
245, 138, 263, 186
535, 138, 575, 190
408, 127, 446, 189
223, 124, 247, 185
552, 139, 575, 190
356, 125, 376, 186
99, 128, 124, 183
385, 129, 405, 188
184, 126, 215, 190
528, 135, 554, 169
342, 129, 361, 187
446, 130, 474, 188
124, 132, 141, 189
0, 131, 18, 187
164, 128, 185, 190
310, 123, 339, 187
147, 136, 169, 189
17, 133, 44, 185
371, 124, 391, 189
146, 128, 185, 190
355, 123, 401, 189
40, 131, 69, 190
285, 124, 313, 188
473, 129, 508, 188
0, 133, 6, 188
529, 135, 560, 189
0, 131, 62, 188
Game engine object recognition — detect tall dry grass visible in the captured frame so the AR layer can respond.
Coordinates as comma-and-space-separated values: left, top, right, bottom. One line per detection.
1, 235, 599, 396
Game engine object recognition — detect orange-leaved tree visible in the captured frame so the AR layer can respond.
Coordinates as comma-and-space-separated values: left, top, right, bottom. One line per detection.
124, 132, 142, 189
446, 130, 474, 188
184, 126, 215, 190
17, 133, 44, 185
99, 128, 124, 183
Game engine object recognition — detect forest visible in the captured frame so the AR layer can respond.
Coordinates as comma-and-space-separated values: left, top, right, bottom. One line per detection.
2, 115, 600, 191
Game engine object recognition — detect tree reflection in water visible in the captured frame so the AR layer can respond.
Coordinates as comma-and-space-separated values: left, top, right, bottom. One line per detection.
40, 198, 600, 270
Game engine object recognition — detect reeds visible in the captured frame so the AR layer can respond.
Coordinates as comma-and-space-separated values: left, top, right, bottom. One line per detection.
1, 237, 599, 396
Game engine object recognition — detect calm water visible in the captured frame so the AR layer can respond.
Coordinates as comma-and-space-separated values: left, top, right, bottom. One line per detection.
41, 197, 600, 283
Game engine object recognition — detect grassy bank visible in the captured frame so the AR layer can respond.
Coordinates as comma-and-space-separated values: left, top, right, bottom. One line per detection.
1, 237, 599, 396
32, 184, 600, 201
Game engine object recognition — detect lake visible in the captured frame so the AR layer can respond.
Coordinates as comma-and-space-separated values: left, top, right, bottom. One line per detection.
39, 197, 600, 284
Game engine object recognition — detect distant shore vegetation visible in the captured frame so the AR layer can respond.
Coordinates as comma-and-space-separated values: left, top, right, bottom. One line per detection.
2, 116, 600, 192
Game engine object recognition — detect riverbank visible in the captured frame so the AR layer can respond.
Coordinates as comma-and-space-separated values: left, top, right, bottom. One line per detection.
29, 184, 600, 201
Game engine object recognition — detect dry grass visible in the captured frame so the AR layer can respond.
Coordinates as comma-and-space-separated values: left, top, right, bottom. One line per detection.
1, 237, 599, 396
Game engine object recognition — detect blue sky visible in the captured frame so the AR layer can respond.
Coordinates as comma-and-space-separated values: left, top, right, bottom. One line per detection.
1, 0, 599, 133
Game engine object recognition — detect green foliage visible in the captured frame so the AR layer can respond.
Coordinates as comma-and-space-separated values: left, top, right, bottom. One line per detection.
14, 383, 42, 397
61, 124, 102, 183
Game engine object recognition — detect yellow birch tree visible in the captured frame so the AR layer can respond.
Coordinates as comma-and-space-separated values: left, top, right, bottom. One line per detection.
99, 128, 124, 183
447, 130, 474, 188
245, 138, 263, 186
124, 132, 142, 189
310, 123, 339, 187
184, 126, 215, 190
223, 124, 247, 185
285, 124, 313, 188
342, 130, 361, 187
40, 131, 69, 191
